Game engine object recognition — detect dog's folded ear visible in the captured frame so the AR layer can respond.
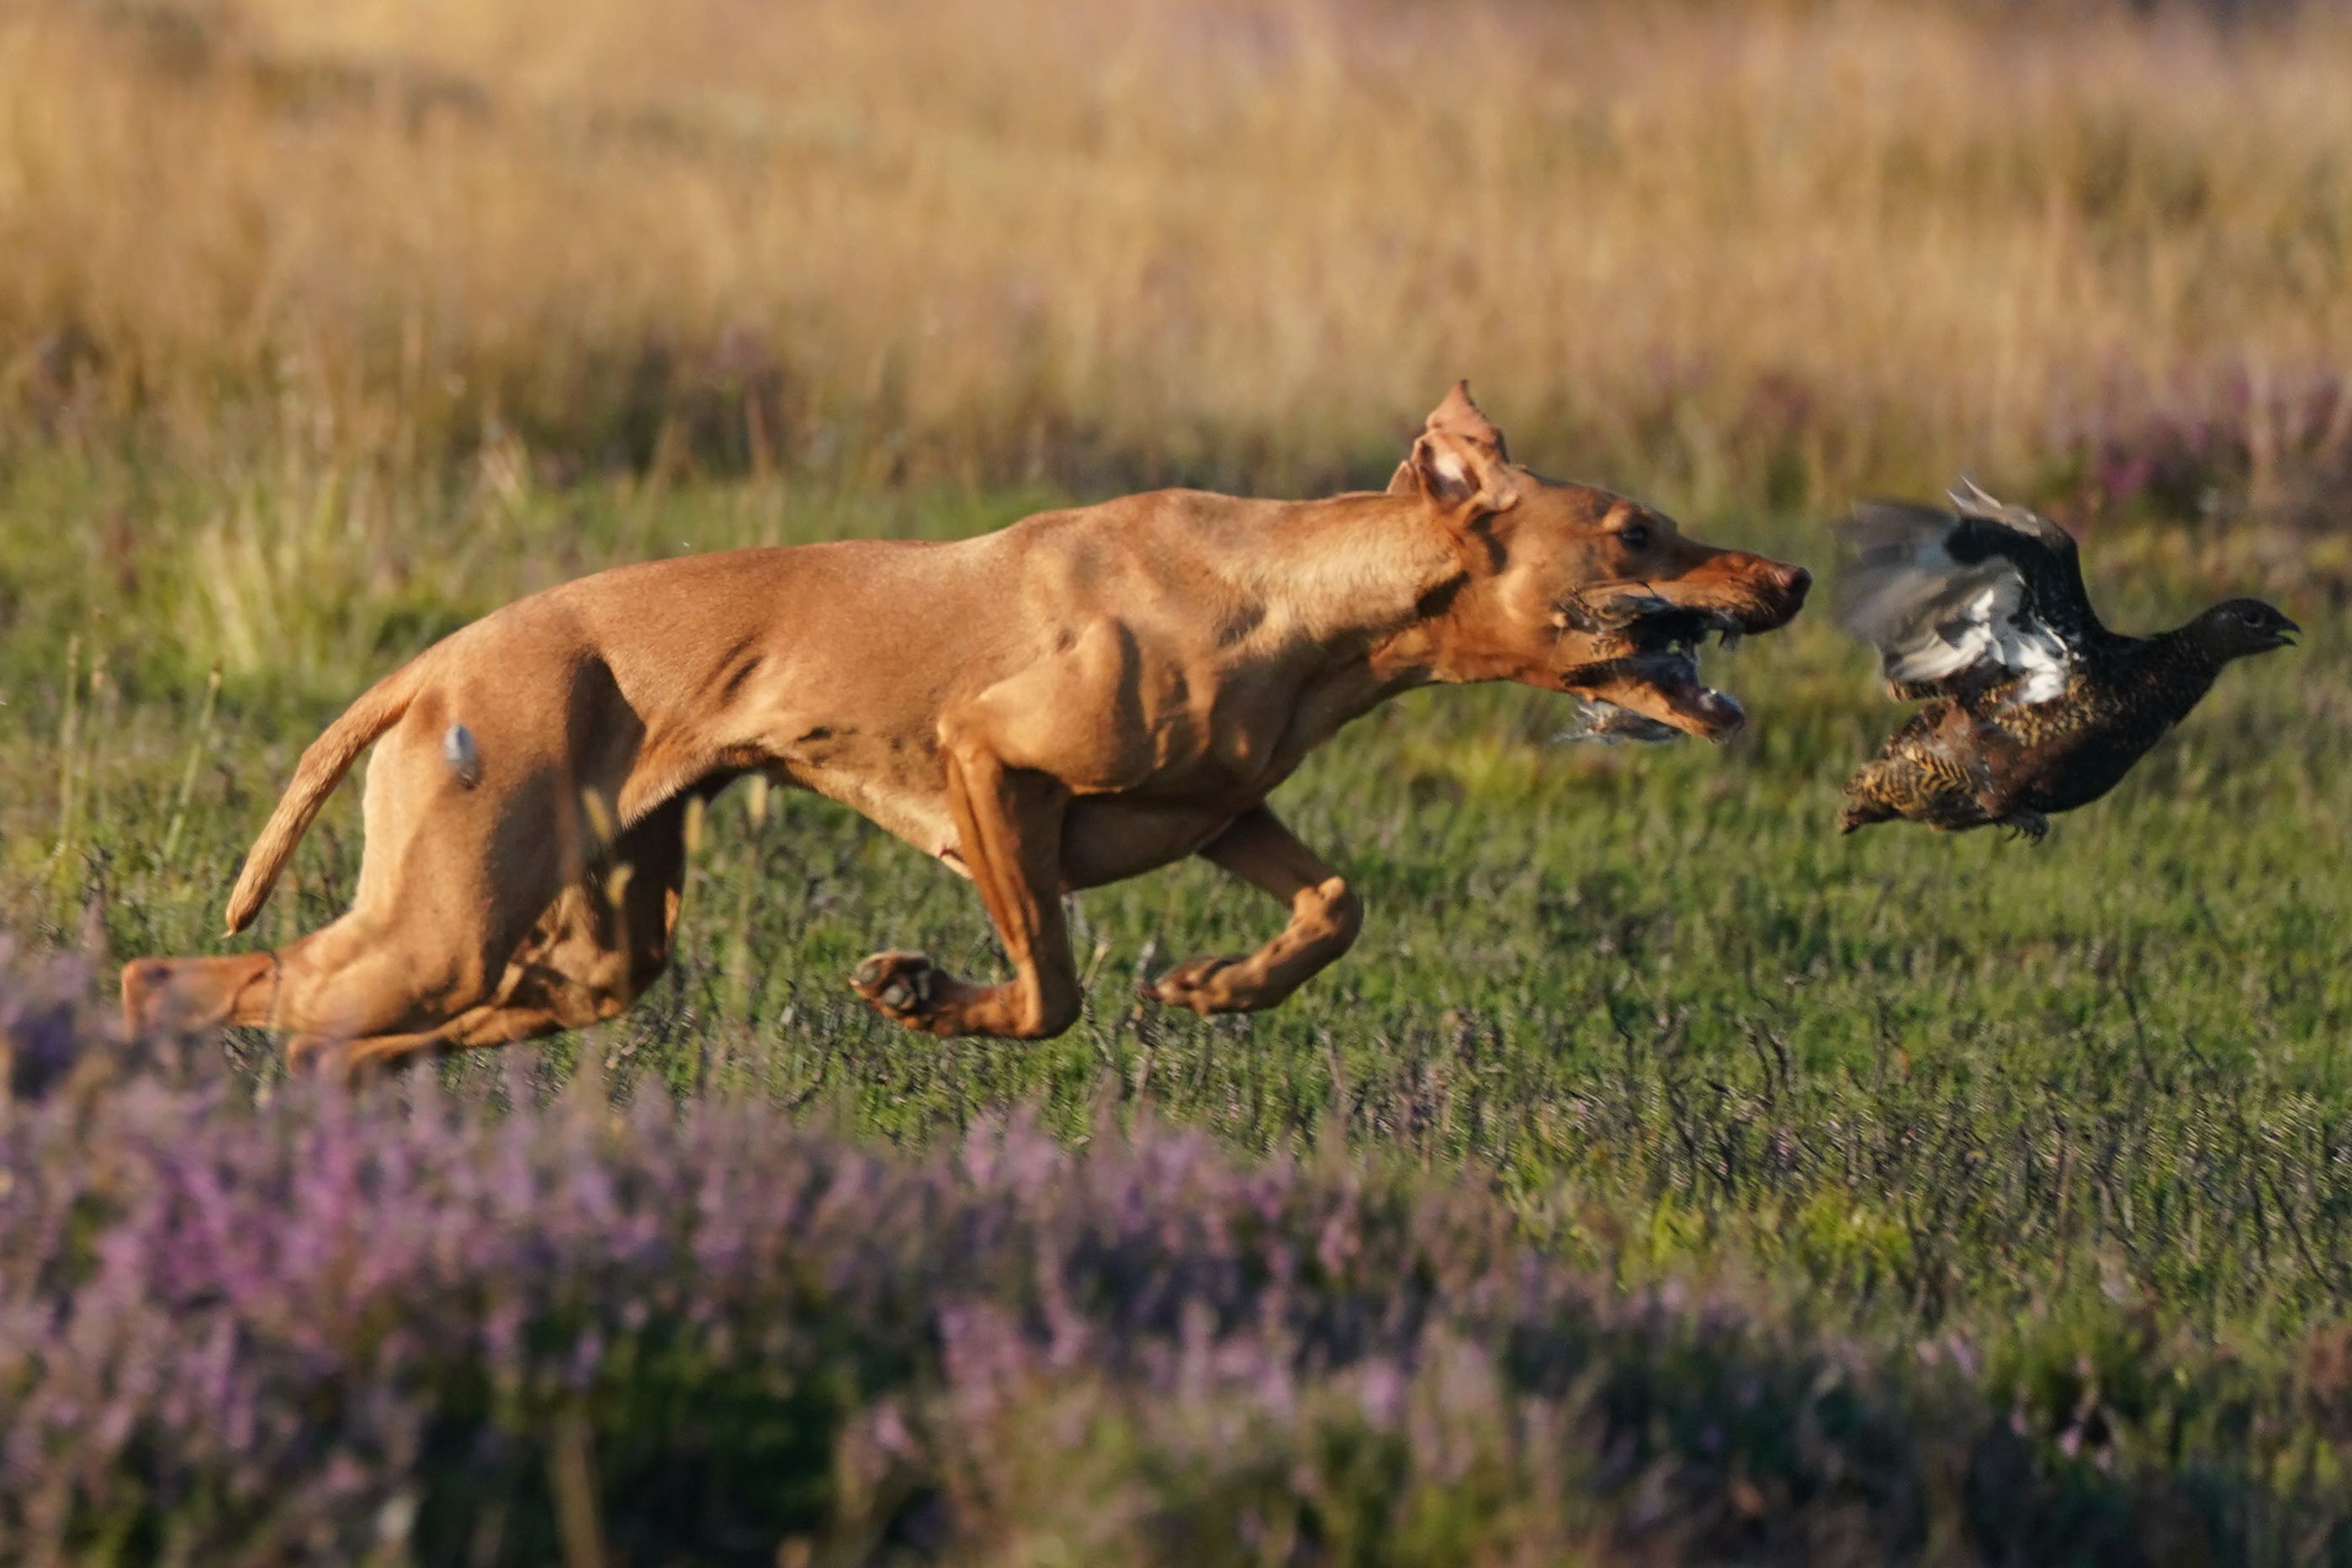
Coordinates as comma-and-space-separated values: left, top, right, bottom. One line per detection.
1389, 380, 1520, 522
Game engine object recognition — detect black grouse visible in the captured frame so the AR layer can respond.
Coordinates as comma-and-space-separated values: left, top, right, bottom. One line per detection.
1835, 480, 2298, 841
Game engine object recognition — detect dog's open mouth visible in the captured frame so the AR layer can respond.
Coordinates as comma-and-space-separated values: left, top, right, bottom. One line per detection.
1555, 605, 1754, 745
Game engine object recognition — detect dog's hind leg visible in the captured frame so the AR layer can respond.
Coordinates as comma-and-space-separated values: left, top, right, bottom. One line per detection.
130, 697, 599, 1059
122, 948, 286, 1036
123, 897, 454, 1041
290, 993, 595, 1080
1139, 805, 1362, 1015
284, 791, 695, 1076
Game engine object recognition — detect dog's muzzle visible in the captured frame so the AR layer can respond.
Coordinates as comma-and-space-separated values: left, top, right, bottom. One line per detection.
1555, 559, 1809, 744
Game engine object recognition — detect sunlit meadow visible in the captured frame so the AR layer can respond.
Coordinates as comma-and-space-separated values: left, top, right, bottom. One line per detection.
4, 0, 2352, 1560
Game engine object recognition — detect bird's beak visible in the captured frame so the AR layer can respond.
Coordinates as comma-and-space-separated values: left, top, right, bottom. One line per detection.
2277, 616, 2302, 648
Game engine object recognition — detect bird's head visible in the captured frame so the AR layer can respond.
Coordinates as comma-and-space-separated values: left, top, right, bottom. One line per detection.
2194, 598, 2300, 660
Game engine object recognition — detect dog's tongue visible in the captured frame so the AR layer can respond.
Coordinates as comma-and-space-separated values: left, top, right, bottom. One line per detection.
1642, 668, 1745, 741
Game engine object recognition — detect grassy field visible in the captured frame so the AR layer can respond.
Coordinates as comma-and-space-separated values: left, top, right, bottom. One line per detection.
12, 468, 2349, 1322
9, 473, 2352, 1559
6, 0, 2352, 1559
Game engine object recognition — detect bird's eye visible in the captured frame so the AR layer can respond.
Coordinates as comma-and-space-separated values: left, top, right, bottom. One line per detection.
1618, 522, 1650, 550
2238, 606, 2262, 625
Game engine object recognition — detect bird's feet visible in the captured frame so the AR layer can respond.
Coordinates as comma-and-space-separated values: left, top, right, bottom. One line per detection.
2000, 811, 2050, 845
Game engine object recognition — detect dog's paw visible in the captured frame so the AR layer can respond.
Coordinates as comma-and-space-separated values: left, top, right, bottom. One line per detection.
850, 950, 948, 1028
1138, 954, 1249, 1015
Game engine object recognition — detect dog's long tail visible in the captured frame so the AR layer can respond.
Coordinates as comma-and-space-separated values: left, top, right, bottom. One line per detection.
224, 655, 429, 934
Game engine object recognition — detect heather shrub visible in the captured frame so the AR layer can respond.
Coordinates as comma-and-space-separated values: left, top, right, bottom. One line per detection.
4, 951, 2349, 1565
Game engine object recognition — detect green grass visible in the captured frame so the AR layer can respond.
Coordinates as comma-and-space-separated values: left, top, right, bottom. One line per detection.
6, 453, 2349, 1354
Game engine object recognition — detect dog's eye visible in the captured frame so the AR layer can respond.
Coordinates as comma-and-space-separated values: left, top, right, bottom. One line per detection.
1618, 523, 1650, 550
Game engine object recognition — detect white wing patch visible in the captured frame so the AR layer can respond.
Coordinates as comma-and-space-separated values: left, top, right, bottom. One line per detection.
1841, 536, 2074, 706
1883, 580, 2071, 704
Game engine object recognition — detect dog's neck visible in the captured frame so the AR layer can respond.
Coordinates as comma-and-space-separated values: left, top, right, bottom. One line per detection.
1242, 490, 1470, 653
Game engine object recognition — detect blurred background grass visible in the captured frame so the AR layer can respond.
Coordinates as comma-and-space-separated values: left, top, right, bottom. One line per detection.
6, 0, 2352, 506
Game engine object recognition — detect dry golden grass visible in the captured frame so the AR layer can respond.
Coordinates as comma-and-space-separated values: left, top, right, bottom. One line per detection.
3, 0, 2351, 503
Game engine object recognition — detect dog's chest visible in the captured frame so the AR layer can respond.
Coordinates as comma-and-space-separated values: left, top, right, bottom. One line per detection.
779, 734, 960, 864
1134, 644, 1369, 801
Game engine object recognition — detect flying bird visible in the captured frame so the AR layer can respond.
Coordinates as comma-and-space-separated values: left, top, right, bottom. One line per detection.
1834, 480, 2297, 841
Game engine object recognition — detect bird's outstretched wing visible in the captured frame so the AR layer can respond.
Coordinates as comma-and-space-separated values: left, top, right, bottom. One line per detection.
1833, 480, 2102, 706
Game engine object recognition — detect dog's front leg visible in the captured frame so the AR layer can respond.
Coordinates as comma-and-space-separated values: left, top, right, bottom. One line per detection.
850, 737, 1083, 1040
1141, 806, 1362, 1016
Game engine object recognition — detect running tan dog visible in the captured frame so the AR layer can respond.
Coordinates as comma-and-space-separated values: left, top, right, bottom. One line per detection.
123, 385, 1809, 1069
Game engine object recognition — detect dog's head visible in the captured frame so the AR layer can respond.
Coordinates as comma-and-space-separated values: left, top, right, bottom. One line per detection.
1385, 383, 1811, 740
